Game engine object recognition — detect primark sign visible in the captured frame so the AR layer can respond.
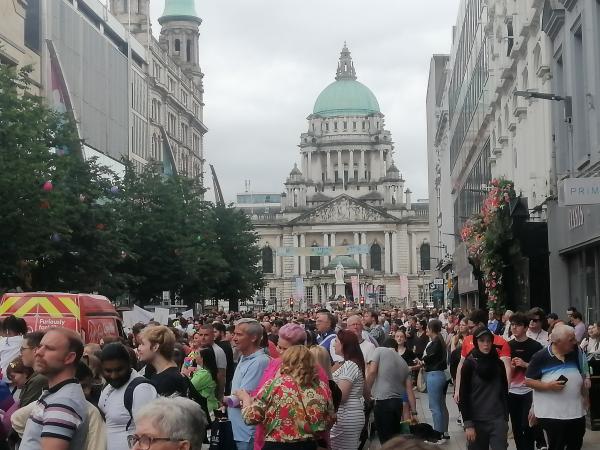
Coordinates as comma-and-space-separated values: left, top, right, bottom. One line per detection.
559, 177, 600, 206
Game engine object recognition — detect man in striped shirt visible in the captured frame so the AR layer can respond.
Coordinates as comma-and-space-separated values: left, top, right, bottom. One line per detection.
20, 328, 88, 450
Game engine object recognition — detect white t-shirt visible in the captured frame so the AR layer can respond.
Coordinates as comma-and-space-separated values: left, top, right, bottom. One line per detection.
526, 329, 549, 346
99, 370, 158, 450
331, 336, 375, 363
212, 343, 227, 370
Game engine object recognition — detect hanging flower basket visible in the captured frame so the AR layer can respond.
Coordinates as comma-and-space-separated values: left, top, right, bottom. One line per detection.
461, 178, 521, 312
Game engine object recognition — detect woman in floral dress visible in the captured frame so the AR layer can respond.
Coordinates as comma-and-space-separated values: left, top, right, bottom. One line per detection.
238, 345, 335, 450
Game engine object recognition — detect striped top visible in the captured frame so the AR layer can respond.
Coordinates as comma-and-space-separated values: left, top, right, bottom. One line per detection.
20, 379, 88, 450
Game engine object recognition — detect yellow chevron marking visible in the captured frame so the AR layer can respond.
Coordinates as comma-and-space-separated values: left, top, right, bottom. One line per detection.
0, 297, 21, 315
38, 298, 62, 318
14, 297, 45, 317
58, 297, 81, 319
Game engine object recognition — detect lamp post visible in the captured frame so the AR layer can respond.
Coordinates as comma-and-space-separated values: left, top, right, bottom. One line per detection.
513, 90, 573, 193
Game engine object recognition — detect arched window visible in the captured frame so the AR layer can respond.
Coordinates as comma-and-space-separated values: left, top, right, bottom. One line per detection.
174, 39, 181, 53
262, 246, 273, 274
309, 243, 321, 272
186, 40, 191, 62
370, 243, 382, 272
420, 243, 431, 271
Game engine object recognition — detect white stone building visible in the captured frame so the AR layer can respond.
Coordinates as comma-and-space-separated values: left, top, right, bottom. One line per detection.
427, 0, 556, 311
240, 46, 431, 311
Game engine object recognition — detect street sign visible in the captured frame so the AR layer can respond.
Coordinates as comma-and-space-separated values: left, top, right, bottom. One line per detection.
434, 278, 444, 286
429, 283, 436, 290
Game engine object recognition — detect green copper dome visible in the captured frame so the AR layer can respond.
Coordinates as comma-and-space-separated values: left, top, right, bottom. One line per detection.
312, 44, 380, 118
313, 79, 380, 117
326, 255, 362, 270
159, 0, 201, 24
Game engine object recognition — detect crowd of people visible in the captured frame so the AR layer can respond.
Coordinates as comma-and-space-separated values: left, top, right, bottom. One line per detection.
0, 304, 596, 450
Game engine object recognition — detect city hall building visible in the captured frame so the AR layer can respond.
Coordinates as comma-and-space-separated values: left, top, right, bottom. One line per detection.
238, 46, 432, 310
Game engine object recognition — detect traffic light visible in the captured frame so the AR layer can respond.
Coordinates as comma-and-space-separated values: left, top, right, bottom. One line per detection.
289, 297, 294, 309
359, 297, 365, 307
447, 279, 453, 290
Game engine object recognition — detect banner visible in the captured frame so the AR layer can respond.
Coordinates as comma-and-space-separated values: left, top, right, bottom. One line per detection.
294, 277, 305, 300
276, 244, 370, 257
182, 309, 194, 319
154, 307, 170, 325
351, 276, 360, 300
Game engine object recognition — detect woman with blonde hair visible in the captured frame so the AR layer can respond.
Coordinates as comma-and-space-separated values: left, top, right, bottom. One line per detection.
238, 346, 335, 450
137, 325, 188, 397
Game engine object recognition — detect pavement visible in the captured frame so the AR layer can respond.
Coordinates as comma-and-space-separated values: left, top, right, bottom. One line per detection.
367, 388, 600, 450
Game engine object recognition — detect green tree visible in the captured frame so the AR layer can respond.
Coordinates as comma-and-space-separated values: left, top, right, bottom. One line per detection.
0, 64, 124, 293
209, 205, 263, 311
117, 163, 228, 305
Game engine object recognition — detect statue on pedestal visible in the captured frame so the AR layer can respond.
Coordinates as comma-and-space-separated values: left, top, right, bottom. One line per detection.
335, 262, 345, 284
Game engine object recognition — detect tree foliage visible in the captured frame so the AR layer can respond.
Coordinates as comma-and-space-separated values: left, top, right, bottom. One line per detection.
0, 64, 262, 309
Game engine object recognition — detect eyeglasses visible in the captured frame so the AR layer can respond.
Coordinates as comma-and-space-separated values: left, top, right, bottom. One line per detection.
127, 435, 183, 449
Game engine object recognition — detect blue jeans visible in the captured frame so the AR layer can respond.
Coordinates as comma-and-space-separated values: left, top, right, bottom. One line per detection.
236, 439, 254, 450
426, 370, 449, 434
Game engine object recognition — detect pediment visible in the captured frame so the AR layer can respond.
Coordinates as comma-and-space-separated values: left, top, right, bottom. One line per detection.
289, 194, 397, 225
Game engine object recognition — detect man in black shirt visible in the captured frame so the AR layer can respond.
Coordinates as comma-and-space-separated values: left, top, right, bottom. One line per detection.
213, 322, 235, 395
508, 312, 543, 450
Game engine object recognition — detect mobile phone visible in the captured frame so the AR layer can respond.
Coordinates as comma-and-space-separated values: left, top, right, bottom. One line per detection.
557, 375, 568, 384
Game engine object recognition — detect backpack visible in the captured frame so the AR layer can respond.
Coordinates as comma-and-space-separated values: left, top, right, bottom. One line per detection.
123, 377, 154, 431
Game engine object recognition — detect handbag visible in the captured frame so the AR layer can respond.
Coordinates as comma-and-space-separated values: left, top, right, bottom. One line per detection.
416, 368, 427, 393
209, 418, 235, 450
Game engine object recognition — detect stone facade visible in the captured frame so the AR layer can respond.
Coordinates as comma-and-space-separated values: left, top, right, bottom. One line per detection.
110, 0, 206, 181
240, 46, 431, 311
0, 0, 41, 91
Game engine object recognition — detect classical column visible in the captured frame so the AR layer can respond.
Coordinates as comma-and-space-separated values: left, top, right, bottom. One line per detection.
360, 150, 366, 180
380, 149, 385, 178
337, 150, 342, 182
301, 152, 307, 177
349, 150, 355, 181
410, 232, 418, 274
384, 232, 391, 274
331, 232, 336, 247
353, 232, 360, 263
326, 151, 332, 181
293, 234, 299, 276
300, 234, 306, 276
307, 151, 312, 181
391, 231, 398, 274
361, 232, 367, 267
323, 233, 330, 267
275, 235, 281, 276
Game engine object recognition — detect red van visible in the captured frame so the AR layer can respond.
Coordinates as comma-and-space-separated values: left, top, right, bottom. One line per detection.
0, 292, 124, 344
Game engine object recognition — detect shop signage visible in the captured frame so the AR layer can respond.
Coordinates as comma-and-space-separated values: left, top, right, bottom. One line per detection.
434, 278, 444, 286
559, 177, 600, 206
568, 205, 584, 230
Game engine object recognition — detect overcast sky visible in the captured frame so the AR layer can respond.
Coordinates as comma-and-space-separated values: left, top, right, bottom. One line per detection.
145, 0, 461, 202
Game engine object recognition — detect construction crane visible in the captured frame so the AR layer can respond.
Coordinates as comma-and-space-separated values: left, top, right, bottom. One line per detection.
210, 164, 225, 206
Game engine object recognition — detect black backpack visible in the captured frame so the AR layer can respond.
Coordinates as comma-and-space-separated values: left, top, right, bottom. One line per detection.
123, 377, 155, 431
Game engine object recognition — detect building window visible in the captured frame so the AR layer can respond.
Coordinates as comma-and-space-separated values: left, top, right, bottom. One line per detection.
262, 247, 274, 274
334, 122, 338, 131
186, 39, 191, 62
362, 121, 366, 130
325, 123, 329, 131
370, 243, 382, 271
420, 243, 431, 271
378, 285, 386, 303
269, 288, 277, 303
168, 78, 175, 93
353, 121, 357, 130
193, 102, 199, 116
24, 0, 40, 52
305, 287, 313, 306
180, 123, 188, 144
181, 90, 188, 107
310, 243, 321, 271
175, 39, 181, 53
168, 113, 176, 135
506, 20, 514, 56
343, 121, 347, 130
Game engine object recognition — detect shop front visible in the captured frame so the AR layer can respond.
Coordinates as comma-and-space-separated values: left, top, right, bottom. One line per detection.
548, 201, 600, 324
